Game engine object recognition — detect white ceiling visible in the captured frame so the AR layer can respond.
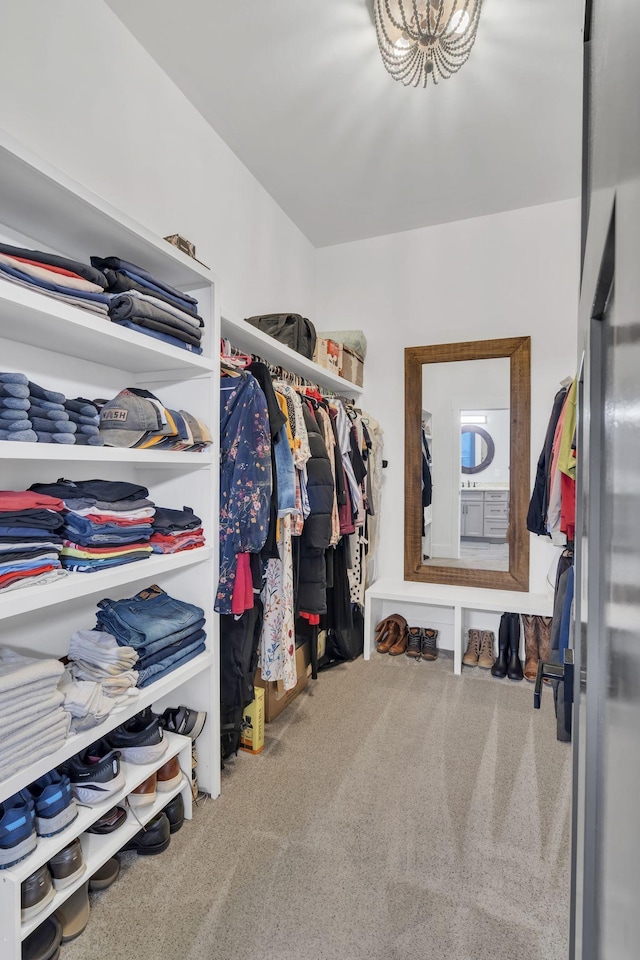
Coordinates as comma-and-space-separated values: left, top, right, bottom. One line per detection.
105, 0, 584, 247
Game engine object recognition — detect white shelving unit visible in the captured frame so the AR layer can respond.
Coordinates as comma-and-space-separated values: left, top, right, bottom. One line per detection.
0, 129, 219, 960
221, 314, 364, 396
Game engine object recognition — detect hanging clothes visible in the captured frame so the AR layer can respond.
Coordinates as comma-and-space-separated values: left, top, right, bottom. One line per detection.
216, 372, 272, 615
297, 400, 335, 617
527, 385, 569, 536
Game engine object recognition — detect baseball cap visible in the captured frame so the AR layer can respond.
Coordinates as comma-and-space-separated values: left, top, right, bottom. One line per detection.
99, 389, 162, 447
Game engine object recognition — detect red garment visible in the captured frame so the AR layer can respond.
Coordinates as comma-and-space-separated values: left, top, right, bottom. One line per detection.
150, 528, 204, 543
0, 490, 65, 511
299, 612, 320, 626
62, 540, 150, 555
231, 552, 254, 615
11, 254, 86, 281
79, 513, 151, 526
0, 565, 56, 589
560, 472, 576, 542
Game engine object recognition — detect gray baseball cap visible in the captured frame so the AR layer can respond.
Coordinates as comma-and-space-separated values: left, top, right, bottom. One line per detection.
99, 389, 162, 447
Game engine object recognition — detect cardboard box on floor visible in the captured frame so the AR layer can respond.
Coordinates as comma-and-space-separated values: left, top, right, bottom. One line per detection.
240, 686, 265, 754
255, 641, 311, 723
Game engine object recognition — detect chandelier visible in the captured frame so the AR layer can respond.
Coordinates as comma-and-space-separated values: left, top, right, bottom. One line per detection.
373, 0, 483, 88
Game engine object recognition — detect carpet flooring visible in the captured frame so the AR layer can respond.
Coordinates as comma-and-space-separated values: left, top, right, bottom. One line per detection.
63, 655, 572, 960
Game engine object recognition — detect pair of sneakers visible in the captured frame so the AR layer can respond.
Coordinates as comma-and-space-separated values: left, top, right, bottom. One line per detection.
406, 627, 439, 662
0, 771, 79, 870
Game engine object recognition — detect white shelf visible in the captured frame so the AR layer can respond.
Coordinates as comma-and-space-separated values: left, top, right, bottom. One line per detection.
0, 130, 215, 294
0, 548, 212, 623
366, 577, 553, 615
0, 440, 213, 466
19, 734, 192, 938
221, 314, 363, 396
0, 651, 212, 806
0, 280, 213, 375
9, 731, 189, 886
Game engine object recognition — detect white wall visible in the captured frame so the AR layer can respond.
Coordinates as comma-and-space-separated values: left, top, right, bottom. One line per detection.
467, 409, 511, 484
0, 0, 316, 325
316, 198, 580, 596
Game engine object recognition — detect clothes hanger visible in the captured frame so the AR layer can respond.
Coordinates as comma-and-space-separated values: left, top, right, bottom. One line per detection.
560, 376, 574, 388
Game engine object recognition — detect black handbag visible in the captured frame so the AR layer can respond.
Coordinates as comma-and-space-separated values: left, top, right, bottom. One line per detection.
245, 313, 317, 360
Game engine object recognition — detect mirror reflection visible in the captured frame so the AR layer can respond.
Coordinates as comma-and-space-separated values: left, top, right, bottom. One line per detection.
421, 358, 510, 572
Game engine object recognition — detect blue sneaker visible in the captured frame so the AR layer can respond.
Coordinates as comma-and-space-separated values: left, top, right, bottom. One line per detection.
0, 793, 37, 869
23, 772, 78, 837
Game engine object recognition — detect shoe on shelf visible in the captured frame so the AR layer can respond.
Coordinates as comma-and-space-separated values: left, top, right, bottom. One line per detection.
157, 756, 182, 793
22, 915, 62, 960
89, 856, 120, 892
49, 838, 86, 891
22, 771, 78, 838
85, 805, 127, 835
405, 627, 422, 660
477, 631, 495, 669
0, 792, 36, 869
462, 629, 480, 667
160, 705, 207, 742
108, 712, 168, 765
121, 811, 171, 856
420, 628, 439, 662
128, 773, 157, 808
163, 793, 185, 834
54, 881, 90, 943
21, 864, 55, 923
65, 739, 125, 805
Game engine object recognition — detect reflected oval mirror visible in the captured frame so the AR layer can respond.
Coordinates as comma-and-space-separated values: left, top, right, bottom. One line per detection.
461, 425, 494, 474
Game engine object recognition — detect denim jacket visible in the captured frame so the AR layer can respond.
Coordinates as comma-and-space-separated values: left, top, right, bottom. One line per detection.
216, 373, 272, 614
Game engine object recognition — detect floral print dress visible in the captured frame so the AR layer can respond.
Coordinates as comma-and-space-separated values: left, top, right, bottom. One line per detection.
216, 373, 271, 615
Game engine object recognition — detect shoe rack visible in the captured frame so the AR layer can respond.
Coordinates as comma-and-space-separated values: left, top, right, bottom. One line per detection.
0, 131, 219, 960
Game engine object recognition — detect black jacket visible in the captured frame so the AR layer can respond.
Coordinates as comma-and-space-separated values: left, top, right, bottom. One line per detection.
297, 401, 334, 615
527, 387, 567, 536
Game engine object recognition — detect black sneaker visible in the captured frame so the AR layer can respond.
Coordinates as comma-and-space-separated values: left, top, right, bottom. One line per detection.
161, 705, 207, 741
108, 713, 168, 765
405, 627, 422, 660
66, 739, 125, 805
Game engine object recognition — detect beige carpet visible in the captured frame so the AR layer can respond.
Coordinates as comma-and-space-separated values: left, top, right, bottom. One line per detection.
64, 655, 572, 960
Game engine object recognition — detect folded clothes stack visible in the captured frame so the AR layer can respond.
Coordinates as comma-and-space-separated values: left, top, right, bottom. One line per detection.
66, 629, 139, 697
91, 255, 204, 354
98, 387, 212, 452
59, 669, 126, 733
29, 478, 154, 573
0, 490, 67, 591
0, 372, 36, 442
63, 397, 104, 447
0, 649, 70, 781
95, 584, 206, 688
28, 379, 76, 445
151, 505, 206, 554
0, 241, 110, 317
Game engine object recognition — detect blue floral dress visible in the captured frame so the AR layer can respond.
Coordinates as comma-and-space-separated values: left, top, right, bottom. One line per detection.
216, 373, 271, 614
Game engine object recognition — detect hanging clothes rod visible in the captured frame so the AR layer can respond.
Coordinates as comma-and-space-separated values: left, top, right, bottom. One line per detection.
220, 339, 354, 401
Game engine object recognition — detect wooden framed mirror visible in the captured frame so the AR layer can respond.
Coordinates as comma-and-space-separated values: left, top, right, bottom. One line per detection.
405, 337, 531, 591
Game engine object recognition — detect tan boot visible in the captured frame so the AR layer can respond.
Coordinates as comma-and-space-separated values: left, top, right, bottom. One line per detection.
388, 618, 409, 656
376, 615, 406, 654
522, 614, 539, 682
463, 629, 480, 666
537, 615, 553, 663
478, 631, 495, 669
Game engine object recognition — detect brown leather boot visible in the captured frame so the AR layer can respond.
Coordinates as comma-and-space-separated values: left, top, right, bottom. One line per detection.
462, 629, 480, 666
477, 631, 495, 669
377, 615, 406, 654
388, 617, 409, 656
522, 614, 539, 682
537, 615, 553, 664
406, 627, 422, 659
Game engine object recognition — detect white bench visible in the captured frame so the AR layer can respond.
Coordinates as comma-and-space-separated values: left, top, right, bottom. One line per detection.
364, 578, 554, 674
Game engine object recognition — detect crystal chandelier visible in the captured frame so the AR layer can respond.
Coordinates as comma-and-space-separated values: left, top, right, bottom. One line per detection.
373, 0, 483, 88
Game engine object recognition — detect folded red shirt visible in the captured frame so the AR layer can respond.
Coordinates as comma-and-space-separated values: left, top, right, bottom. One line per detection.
0, 490, 65, 512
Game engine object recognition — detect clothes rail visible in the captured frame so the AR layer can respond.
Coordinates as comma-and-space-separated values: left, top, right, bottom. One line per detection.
220, 340, 355, 402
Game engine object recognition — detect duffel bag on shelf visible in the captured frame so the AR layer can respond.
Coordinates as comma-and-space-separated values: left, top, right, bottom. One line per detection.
244, 313, 317, 360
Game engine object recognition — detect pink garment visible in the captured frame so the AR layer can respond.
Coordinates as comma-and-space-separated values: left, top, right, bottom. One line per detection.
231, 553, 254, 615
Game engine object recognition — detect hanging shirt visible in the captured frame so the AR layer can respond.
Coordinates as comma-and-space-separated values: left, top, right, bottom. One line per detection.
216, 373, 271, 615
